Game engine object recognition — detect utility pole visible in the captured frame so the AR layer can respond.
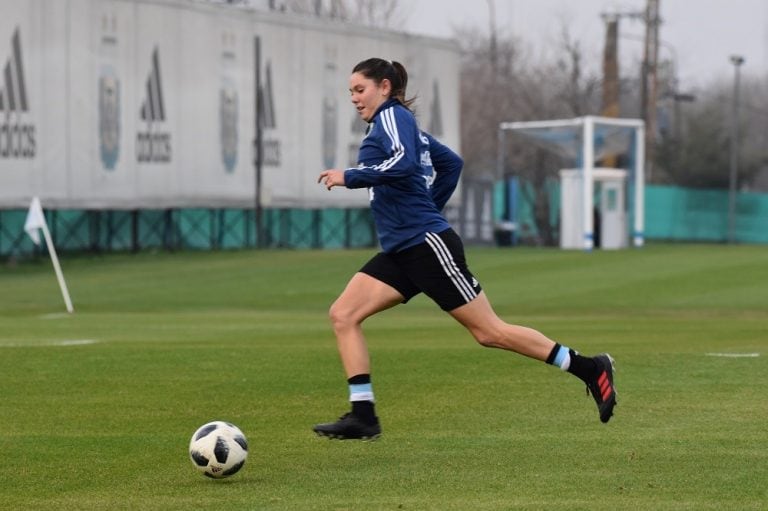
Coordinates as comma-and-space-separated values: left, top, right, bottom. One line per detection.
728, 55, 745, 244
601, 14, 620, 119
641, 0, 660, 182
487, 0, 498, 77
599, 7, 647, 118
601, 1, 664, 182
600, 14, 620, 167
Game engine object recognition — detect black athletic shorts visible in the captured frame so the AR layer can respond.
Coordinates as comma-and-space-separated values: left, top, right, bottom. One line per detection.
359, 228, 482, 311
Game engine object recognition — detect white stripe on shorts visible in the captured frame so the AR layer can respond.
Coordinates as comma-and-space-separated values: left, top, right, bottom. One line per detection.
424, 232, 477, 304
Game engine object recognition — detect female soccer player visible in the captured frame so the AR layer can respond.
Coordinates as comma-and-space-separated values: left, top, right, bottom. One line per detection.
314, 58, 616, 440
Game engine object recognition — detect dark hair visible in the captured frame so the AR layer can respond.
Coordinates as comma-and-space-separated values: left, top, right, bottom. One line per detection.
352, 58, 416, 110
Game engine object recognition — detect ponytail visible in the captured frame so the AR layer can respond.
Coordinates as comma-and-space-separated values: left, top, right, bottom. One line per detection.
389, 61, 414, 109
352, 58, 416, 111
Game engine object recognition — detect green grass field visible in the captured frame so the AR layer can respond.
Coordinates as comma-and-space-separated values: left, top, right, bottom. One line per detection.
0, 244, 766, 510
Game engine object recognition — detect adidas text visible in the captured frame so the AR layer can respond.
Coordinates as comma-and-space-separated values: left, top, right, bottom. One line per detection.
136, 132, 171, 163
0, 121, 35, 158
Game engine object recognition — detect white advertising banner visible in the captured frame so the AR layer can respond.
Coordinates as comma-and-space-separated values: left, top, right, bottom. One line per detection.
0, 0, 460, 209
0, 0, 46, 204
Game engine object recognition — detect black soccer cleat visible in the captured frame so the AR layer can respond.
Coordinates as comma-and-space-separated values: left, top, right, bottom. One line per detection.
313, 412, 382, 440
586, 354, 617, 423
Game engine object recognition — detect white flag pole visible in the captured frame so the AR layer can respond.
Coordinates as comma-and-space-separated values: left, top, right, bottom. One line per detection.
25, 197, 74, 314
39, 221, 74, 314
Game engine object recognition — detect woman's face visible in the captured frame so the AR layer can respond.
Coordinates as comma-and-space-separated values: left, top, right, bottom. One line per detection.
349, 72, 391, 122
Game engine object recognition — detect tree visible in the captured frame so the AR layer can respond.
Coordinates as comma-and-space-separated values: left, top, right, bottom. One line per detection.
458, 25, 601, 245
655, 76, 766, 189
272, 0, 404, 28
352, 0, 402, 28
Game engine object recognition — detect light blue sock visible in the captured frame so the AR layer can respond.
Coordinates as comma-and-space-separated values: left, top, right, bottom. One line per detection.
349, 383, 374, 402
551, 345, 572, 371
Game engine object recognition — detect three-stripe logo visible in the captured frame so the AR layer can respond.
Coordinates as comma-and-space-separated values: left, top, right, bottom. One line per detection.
598, 371, 613, 401
257, 60, 280, 166
0, 27, 35, 159
140, 47, 164, 123
136, 46, 171, 163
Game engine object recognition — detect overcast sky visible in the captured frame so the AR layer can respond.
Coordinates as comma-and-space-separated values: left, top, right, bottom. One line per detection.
404, 0, 767, 89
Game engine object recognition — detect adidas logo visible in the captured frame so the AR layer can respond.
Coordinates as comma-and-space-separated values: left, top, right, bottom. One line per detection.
136, 46, 171, 163
259, 61, 276, 130
0, 27, 36, 159
0, 28, 28, 114
140, 47, 165, 122
257, 60, 280, 166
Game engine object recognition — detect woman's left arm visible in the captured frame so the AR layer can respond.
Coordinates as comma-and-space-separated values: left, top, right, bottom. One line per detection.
424, 133, 463, 211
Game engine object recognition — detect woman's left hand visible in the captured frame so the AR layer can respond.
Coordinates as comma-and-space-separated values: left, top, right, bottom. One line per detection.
318, 169, 345, 190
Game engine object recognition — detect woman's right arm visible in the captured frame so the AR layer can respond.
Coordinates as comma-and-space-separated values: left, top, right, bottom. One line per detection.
344, 109, 421, 189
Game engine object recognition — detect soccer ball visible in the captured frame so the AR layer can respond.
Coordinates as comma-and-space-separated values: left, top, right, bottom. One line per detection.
188, 421, 248, 478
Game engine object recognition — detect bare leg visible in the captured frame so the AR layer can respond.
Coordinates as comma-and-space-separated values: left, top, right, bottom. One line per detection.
450, 291, 619, 423
312, 273, 400, 438
449, 291, 555, 361
328, 272, 404, 377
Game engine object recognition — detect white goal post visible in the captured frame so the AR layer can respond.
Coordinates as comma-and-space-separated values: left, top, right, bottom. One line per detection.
498, 116, 645, 250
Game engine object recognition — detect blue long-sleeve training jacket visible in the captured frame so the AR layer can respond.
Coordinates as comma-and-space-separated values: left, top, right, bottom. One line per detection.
344, 98, 463, 253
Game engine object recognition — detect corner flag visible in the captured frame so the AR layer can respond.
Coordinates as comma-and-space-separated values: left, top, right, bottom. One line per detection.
24, 197, 75, 314
24, 197, 46, 245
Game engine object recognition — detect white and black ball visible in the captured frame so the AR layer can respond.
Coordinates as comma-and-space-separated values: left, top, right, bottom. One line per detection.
188, 421, 248, 478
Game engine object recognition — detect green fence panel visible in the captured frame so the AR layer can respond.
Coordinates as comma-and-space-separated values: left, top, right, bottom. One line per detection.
0, 210, 31, 255
645, 185, 768, 243
734, 192, 768, 243
0, 207, 376, 258
495, 180, 767, 245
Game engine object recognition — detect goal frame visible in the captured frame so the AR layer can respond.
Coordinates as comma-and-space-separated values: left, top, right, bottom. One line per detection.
498, 116, 645, 250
